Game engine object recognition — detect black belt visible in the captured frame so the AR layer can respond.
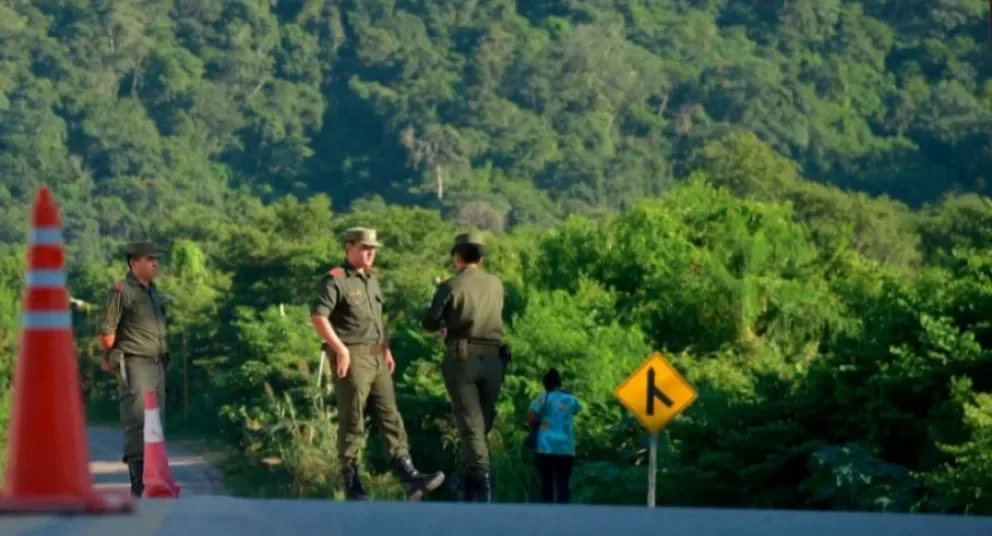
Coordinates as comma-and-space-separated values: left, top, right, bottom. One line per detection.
448, 338, 502, 346
469, 338, 502, 345
125, 354, 167, 362
344, 342, 385, 352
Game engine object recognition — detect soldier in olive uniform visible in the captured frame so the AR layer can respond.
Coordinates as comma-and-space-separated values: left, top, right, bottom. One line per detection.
422, 231, 506, 502
97, 241, 170, 497
310, 227, 445, 501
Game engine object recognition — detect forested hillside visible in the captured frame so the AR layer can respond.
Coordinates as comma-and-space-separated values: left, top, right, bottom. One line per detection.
1, 0, 992, 512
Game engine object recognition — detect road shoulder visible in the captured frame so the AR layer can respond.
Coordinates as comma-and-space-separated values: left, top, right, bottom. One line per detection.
88, 425, 228, 496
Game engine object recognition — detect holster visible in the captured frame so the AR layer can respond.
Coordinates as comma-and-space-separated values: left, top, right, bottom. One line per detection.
106, 348, 125, 369
454, 339, 469, 361
498, 344, 511, 376
107, 348, 126, 389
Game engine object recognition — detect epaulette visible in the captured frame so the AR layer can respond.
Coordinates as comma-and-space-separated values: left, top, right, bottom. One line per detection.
113, 280, 125, 292
329, 267, 344, 279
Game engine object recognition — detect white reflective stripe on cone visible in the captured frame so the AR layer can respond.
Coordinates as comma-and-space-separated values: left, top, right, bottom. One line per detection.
144, 408, 164, 443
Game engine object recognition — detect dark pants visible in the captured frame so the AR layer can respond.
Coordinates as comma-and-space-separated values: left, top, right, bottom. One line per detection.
119, 356, 167, 463
442, 342, 504, 473
117, 355, 167, 497
536, 454, 574, 503
331, 343, 410, 464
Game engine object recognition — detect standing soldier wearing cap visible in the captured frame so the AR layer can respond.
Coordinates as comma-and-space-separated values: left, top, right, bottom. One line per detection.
422, 231, 507, 502
310, 227, 445, 501
97, 241, 170, 497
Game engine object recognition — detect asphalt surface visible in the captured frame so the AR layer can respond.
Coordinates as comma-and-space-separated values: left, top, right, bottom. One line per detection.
1, 497, 992, 535
0, 428, 989, 534
86, 426, 225, 497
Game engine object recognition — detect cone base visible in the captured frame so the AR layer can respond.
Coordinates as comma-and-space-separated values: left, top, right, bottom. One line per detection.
0, 489, 135, 516
142, 479, 181, 499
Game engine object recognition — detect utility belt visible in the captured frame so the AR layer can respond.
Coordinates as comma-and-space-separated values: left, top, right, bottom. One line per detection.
446, 338, 510, 366
322, 341, 385, 355
124, 353, 168, 364
106, 349, 169, 389
107, 348, 168, 366
447, 337, 502, 347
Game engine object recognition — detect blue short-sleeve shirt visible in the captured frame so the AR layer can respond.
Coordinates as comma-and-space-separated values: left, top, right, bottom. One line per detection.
529, 390, 582, 456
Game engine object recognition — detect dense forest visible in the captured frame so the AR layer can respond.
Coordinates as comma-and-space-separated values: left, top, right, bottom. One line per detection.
2, 0, 992, 512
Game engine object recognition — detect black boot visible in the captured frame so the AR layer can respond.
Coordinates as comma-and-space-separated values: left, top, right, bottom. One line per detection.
126, 456, 144, 498
341, 460, 369, 501
473, 471, 492, 503
459, 472, 476, 502
394, 456, 444, 501
462, 470, 491, 503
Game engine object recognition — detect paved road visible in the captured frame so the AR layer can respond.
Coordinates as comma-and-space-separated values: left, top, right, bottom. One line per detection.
2, 497, 992, 535
87, 426, 225, 497
1, 428, 990, 534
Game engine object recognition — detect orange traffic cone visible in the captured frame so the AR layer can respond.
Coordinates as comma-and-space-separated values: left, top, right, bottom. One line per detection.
141, 390, 181, 499
0, 186, 134, 515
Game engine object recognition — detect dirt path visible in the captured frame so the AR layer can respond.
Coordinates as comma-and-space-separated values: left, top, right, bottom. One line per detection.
88, 425, 226, 496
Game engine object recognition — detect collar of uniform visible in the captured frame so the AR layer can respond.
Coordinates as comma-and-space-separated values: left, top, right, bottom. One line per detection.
126, 271, 155, 290
342, 260, 375, 278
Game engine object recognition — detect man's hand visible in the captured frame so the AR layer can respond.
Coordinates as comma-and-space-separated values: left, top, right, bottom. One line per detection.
384, 346, 396, 374
335, 346, 351, 378
438, 327, 447, 339
100, 359, 112, 372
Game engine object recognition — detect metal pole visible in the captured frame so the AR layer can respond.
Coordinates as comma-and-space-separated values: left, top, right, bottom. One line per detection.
183, 325, 189, 426
648, 432, 657, 507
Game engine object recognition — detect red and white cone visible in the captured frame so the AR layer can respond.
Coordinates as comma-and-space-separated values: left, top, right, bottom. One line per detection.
0, 186, 134, 514
141, 390, 181, 499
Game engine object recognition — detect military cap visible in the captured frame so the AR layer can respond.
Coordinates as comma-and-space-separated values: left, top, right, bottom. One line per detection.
342, 227, 382, 247
451, 231, 485, 254
125, 241, 161, 258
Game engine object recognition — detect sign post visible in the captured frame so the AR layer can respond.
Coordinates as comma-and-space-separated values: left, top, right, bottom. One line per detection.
647, 432, 657, 507
613, 351, 698, 508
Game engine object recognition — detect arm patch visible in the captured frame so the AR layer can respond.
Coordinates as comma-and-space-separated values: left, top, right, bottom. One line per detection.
329, 267, 344, 279
113, 280, 125, 292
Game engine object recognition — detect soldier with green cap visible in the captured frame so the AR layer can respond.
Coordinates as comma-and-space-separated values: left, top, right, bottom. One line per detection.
97, 241, 170, 497
310, 226, 445, 501
422, 231, 507, 502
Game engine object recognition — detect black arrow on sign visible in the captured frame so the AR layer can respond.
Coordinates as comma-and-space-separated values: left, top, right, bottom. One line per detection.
646, 367, 674, 415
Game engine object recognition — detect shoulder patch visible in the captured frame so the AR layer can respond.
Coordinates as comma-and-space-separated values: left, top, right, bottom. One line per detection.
329, 267, 344, 279
113, 280, 125, 292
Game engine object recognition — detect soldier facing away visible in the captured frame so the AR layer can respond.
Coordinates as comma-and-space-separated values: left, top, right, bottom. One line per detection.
309, 227, 445, 501
97, 241, 170, 497
422, 231, 507, 502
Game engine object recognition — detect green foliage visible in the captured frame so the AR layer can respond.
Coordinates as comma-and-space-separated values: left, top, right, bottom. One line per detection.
0, 0, 991, 515
0, 246, 22, 479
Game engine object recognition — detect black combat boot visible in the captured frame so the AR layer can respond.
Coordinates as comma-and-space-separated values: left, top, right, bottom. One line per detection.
126, 456, 144, 498
461, 470, 491, 503
473, 471, 492, 503
393, 456, 445, 501
459, 472, 476, 502
341, 460, 369, 501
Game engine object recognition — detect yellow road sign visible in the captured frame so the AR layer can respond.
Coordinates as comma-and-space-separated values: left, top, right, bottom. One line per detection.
614, 352, 697, 434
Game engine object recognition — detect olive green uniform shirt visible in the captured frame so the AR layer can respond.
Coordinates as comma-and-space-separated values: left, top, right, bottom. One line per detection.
98, 272, 169, 356
422, 266, 504, 342
311, 262, 387, 344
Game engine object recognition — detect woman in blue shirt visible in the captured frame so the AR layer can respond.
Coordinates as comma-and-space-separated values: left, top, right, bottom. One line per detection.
527, 368, 581, 503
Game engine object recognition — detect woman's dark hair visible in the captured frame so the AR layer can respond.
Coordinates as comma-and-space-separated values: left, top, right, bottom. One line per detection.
542, 367, 562, 391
